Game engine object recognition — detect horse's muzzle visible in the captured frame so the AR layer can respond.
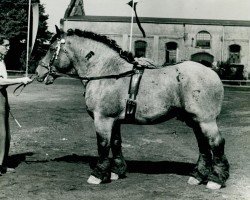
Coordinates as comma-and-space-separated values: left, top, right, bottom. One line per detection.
44, 75, 55, 85
36, 75, 45, 83
36, 65, 55, 84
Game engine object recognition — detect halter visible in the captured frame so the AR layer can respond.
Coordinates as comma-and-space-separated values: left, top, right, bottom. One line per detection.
39, 38, 67, 79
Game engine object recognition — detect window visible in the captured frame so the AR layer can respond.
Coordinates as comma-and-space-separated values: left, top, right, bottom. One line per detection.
196, 31, 211, 48
134, 40, 147, 57
229, 44, 241, 64
165, 42, 177, 64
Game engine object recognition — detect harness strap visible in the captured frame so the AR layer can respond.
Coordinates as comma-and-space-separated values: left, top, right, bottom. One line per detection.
82, 69, 136, 81
48, 64, 145, 122
125, 67, 144, 122
49, 69, 136, 81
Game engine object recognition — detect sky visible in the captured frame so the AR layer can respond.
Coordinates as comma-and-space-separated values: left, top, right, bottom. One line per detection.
40, 0, 250, 32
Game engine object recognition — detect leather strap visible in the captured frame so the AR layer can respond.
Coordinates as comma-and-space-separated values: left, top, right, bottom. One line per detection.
125, 67, 144, 122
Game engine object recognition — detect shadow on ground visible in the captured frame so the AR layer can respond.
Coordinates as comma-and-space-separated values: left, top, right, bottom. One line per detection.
51, 154, 195, 176
7, 152, 34, 168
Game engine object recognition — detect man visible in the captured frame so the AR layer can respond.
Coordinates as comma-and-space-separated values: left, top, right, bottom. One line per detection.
0, 35, 32, 175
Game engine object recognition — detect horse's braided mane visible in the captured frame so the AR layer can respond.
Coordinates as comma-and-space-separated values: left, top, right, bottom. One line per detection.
67, 29, 135, 63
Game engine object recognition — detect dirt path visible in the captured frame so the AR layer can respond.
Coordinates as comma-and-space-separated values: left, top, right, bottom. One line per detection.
0, 79, 249, 200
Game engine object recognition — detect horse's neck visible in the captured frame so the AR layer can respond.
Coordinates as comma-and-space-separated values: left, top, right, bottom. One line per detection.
71, 38, 132, 77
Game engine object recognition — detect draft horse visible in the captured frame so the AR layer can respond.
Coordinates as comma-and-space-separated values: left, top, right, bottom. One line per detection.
36, 28, 229, 189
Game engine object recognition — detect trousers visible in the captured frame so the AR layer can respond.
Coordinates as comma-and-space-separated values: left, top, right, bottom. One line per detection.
0, 88, 10, 169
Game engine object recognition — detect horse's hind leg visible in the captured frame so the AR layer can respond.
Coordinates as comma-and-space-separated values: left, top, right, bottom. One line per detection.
200, 121, 229, 189
110, 121, 127, 180
188, 122, 212, 185
189, 121, 229, 189
87, 116, 114, 184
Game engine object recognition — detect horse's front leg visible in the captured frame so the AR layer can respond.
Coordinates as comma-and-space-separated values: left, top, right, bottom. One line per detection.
87, 116, 114, 184
110, 121, 127, 180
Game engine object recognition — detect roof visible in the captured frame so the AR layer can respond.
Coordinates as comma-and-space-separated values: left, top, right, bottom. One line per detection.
64, 0, 85, 18
64, 15, 250, 27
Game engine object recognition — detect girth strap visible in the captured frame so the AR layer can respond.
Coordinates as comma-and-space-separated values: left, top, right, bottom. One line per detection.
125, 67, 144, 122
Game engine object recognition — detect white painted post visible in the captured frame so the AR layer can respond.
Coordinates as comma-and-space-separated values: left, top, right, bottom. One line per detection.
25, 0, 32, 77
129, 0, 135, 52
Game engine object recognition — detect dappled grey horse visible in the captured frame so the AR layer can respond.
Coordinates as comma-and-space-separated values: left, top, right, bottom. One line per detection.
36, 28, 229, 189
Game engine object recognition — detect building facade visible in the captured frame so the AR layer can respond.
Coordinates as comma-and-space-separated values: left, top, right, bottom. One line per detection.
61, 0, 250, 79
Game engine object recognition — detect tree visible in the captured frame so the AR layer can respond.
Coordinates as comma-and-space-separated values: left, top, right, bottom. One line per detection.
0, 0, 52, 72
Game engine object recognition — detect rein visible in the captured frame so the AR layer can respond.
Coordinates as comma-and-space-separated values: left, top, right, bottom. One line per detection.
43, 67, 137, 82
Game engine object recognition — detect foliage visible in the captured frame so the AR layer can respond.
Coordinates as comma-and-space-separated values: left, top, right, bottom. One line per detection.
0, 0, 52, 72
216, 61, 245, 80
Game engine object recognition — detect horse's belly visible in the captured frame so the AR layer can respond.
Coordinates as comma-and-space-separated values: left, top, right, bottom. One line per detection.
135, 106, 175, 124
134, 91, 180, 124
132, 70, 181, 124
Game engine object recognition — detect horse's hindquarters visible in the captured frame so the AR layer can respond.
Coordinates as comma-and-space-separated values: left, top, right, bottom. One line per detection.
176, 61, 224, 122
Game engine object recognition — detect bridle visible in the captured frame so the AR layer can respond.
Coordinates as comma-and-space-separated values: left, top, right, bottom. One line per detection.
39, 38, 68, 79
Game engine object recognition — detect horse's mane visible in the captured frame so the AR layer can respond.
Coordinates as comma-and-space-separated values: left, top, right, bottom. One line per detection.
67, 29, 135, 63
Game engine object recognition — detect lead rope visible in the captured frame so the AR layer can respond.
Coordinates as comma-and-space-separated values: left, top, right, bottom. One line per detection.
8, 0, 34, 128
11, 76, 34, 128
9, 109, 22, 128
10, 81, 27, 127
9, 81, 27, 127
13, 75, 34, 96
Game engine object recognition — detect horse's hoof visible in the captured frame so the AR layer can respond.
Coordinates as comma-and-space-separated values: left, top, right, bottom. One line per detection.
87, 175, 102, 184
206, 181, 222, 190
110, 172, 119, 180
187, 177, 201, 185
6, 168, 15, 173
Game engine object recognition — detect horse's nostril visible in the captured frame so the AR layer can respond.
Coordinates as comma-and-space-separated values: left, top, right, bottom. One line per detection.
35, 70, 39, 77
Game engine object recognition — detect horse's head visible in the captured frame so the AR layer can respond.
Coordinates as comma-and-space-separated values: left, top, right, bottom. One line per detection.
36, 26, 73, 84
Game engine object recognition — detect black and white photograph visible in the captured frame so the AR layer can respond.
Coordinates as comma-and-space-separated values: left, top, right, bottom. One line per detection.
0, 0, 249, 199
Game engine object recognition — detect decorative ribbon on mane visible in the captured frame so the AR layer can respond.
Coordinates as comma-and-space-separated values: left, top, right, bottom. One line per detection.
127, 0, 146, 38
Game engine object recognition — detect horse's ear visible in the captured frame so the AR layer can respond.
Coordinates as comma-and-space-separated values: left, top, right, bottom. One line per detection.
67, 29, 74, 36
55, 25, 61, 36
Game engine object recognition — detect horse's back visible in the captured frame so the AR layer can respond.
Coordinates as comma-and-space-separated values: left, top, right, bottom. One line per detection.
175, 61, 222, 86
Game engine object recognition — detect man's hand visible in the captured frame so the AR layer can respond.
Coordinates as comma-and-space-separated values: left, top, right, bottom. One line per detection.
20, 77, 33, 85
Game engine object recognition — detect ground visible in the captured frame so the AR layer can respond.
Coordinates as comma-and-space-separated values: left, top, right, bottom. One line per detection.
0, 78, 249, 200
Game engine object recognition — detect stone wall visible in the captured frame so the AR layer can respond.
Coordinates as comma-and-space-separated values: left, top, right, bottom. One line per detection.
62, 20, 250, 78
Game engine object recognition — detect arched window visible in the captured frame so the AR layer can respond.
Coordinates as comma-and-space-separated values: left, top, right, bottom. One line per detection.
191, 52, 214, 67
196, 31, 211, 48
229, 44, 241, 64
134, 40, 147, 57
165, 42, 178, 64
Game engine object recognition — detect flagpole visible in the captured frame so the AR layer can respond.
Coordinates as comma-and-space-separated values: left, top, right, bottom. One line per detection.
26, 0, 32, 77
129, 0, 135, 51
